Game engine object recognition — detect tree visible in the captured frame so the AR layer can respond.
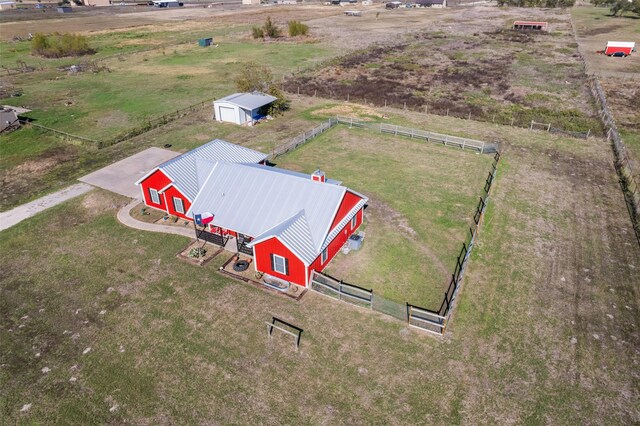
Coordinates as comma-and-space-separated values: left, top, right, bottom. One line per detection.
234, 62, 289, 115
591, 0, 640, 14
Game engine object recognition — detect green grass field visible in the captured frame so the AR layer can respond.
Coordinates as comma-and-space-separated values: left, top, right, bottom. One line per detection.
276, 126, 493, 308
1, 6, 639, 423
2, 111, 638, 423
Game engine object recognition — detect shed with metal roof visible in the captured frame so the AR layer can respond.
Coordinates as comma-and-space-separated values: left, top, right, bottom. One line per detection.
213, 92, 277, 126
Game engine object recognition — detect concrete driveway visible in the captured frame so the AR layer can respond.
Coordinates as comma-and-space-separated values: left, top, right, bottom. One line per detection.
79, 147, 180, 198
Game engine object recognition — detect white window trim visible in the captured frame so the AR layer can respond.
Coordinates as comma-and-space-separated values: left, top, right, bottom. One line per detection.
351, 214, 357, 230
273, 254, 287, 275
173, 197, 184, 214
321, 247, 328, 264
149, 188, 160, 204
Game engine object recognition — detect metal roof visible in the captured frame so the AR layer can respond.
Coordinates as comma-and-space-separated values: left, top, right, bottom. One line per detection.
152, 140, 267, 200
187, 162, 367, 264
606, 41, 635, 47
214, 92, 278, 111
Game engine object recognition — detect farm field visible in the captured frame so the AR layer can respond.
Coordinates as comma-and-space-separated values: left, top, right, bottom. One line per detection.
0, 6, 342, 211
2, 111, 639, 423
1, 3, 640, 424
572, 5, 640, 172
288, 6, 601, 133
276, 125, 493, 308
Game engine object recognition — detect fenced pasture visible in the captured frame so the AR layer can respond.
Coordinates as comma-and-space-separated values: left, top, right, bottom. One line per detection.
275, 123, 494, 309
2, 116, 639, 424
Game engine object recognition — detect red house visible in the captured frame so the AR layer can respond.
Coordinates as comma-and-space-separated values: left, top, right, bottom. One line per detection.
186, 163, 368, 289
135, 140, 268, 220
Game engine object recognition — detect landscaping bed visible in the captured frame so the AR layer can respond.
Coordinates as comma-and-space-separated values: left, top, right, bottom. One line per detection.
176, 239, 223, 266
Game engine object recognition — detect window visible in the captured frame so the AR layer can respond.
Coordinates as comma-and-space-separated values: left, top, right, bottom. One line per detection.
149, 188, 160, 204
351, 214, 358, 230
271, 254, 288, 275
173, 197, 184, 214
321, 248, 328, 264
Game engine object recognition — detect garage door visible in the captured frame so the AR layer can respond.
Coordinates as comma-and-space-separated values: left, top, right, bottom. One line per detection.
218, 106, 236, 123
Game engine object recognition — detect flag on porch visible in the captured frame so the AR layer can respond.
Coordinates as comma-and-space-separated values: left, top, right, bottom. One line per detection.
194, 212, 214, 225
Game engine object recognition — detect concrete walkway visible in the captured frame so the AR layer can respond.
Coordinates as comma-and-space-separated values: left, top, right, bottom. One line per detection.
0, 183, 94, 232
117, 198, 195, 238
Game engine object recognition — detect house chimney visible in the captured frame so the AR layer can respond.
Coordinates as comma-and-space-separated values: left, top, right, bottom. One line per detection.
311, 169, 325, 183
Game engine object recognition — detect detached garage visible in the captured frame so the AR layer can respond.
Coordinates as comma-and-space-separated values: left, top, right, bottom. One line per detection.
213, 92, 277, 126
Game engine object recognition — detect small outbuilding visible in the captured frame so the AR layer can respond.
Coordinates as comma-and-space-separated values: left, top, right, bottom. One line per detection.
605, 41, 635, 56
198, 38, 213, 47
513, 21, 548, 31
213, 92, 277, 126
153, 0, 181, 7
57, 6, 73, 13
0, 1, 17, 11
416, 0, 446, 7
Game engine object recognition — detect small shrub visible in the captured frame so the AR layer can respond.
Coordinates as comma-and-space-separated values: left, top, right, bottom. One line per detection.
288, 20, 309, 37
263, 16, 281, 38
252, 26, 264, 39
188, 247, 207, 259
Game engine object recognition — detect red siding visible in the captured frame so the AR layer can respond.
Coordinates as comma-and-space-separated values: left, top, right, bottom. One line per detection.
163, 185, 192, 220
139, 169, 171, 212
309, 207, 363, 279
253, 237, 307, 287
330, 191, 363, 230
605, 46, 633, 55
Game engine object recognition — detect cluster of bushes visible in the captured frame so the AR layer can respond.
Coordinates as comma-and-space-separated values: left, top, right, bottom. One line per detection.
31, 32, 94, 58
234, 62, 290, 116
252, 17, 309, 39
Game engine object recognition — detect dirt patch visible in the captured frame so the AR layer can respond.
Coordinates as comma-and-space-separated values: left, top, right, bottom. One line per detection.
580, 24, 624, 37
310, 103, 384, 119
1, 145, 79, 208
81, 190, 124, 217
285, 8, 598, 132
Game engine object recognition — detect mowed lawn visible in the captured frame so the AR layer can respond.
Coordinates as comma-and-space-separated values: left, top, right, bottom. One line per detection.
276, 127, 493, 308
2, 38, 331, 142
1, 112, 638, 423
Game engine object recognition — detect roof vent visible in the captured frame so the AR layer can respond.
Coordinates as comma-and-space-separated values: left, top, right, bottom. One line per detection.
311, 169, 325, 183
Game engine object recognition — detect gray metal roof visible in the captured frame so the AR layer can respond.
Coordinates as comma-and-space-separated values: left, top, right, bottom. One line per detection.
156, 140, 268, 200
214, 92, 278, 111
187, 162, 367, 265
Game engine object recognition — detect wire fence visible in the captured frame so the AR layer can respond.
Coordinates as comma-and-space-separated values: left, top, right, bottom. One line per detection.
588, 76, 640, 245
271, 115, 499, 161
407, 152, 501, 335
270, 117, 338, 158
293, 120, 501, 335
569, 17, 640, 245
18, 98, 214, 149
